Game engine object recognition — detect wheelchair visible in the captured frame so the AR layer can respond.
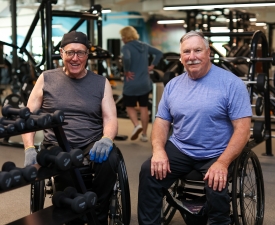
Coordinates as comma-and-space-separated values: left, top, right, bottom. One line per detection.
161, 147, 265, 225
30, 147, 131, 225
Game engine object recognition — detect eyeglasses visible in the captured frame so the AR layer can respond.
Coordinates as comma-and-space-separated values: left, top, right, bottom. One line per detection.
62, 48, 88, 58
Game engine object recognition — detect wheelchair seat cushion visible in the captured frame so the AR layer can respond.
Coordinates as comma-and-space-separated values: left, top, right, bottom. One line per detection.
183, 170, 204, 181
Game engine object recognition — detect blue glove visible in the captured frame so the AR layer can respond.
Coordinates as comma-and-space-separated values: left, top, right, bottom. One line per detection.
24, 146, 37, 167
89, 137, 113, 163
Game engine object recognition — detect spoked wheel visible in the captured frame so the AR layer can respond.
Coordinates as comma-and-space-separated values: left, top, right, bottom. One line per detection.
109, 148, 131, 225
30, 180, 45, 213
161, 179, 180, 225
232, 148, 265, 225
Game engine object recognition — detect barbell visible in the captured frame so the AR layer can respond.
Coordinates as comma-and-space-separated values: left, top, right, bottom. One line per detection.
211, 52, 275, 65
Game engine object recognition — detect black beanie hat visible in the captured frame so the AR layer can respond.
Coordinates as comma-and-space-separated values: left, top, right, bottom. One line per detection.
60, 30, 90, 49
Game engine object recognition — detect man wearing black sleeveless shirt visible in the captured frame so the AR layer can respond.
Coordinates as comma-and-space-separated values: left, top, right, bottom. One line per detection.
22, 31, 118, 225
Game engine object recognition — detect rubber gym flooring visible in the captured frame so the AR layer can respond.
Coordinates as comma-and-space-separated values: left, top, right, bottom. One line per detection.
0, 117, 274, 224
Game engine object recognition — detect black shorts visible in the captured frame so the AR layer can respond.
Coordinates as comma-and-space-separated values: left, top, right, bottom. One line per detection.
123, 92, 150, 107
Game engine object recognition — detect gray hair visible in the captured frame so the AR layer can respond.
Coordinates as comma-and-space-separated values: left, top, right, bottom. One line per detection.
180, 31, 209, 49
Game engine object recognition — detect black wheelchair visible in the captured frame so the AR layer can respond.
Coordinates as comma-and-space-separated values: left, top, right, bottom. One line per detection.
30, 147, 131, 225
161, 147, 265, 225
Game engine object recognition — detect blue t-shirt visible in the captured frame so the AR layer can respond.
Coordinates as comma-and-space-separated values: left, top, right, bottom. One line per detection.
156, 64, 252, 160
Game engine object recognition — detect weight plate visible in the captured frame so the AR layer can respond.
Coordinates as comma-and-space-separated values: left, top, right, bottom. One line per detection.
253, 121, 265, 143
2, 94, 25, 108
256, 73, 267, 92
255, 97, 264, 116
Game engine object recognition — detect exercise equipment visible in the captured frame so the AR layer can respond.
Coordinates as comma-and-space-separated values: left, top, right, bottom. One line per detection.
49, 147, 84, 167
69, 149, 84, 167
253, 121, 265, 143
0, 124, 15, 134
251, 97, 264, 116
2, 94, 25, 109
0, 171, 12, 191
0, 117, 25, 131
36, 148, 72, 171
29, 113, 51, 127
0, 166, 22, 187
64, 186, 97, 208
52, 191, 87, 213
33, 109, 64, 124
2, 161, 37, 182
243, 73, 267, 92
2, 104, 30, 119
25, 117, 35, 129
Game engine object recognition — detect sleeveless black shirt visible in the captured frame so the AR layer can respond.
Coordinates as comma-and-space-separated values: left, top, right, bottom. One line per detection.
42, 68, 106, 148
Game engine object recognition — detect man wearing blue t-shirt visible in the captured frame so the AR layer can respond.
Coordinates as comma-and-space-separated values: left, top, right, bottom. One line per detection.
138, 31, 252, 225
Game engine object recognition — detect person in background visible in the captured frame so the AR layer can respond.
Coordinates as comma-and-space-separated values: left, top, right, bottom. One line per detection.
22, 30, 118, 225
119, 26, 163, 142
138, 30, 252, 225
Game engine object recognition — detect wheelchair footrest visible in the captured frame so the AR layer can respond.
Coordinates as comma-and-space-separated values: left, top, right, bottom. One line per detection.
178, 195, 206, 215
166, 192, 206, 215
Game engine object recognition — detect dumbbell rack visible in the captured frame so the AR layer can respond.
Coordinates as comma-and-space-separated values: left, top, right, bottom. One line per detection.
0, 123, 100, 225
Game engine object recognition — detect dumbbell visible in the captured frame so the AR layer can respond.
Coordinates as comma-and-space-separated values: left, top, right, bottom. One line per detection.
36, 148, 72, 171
0, 117, 25, 131
0, 165, 22, 187
52, 191, 87, 213
33, 109, 64, 124
48, 146, 84, 167
25, 117, 35, 129
29, 113, 51, 127
0, 171, 12, 190
69, 149, 84, 167
64, 187, 97, 208
2, 162, 37, 182
2, 105, 30, 119
0, 124, 15, 134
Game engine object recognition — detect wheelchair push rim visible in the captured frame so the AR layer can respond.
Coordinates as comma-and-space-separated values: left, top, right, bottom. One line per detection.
232, 149, 265, 225
109, 148, 131, 225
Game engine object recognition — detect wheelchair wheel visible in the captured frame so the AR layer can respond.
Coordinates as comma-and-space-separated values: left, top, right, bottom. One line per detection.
109, 148, 131, 225
30, 180, 45, 213
231, 148, 265, 225
161, 179, 180, 225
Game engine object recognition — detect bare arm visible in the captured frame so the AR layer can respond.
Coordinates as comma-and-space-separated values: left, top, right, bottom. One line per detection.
21, 74, 44, 148
204, 117, 251, 191
151, 117, 171, 180
101, 79, 118, 140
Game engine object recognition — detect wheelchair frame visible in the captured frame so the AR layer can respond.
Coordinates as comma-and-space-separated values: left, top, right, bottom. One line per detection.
161, 147, 265, 225
30, 147, 131, 225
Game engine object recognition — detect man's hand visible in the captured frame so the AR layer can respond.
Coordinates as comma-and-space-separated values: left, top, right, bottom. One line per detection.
124, 71, 134, 81
203, 161, 228, 191
89, 137, 113, 163
151, 149, 171, 180
24, 147, 37, 167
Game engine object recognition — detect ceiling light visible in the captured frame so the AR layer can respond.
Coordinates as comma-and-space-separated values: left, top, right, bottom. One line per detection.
250, 18, 257, 22
157, 20, 185, 24
102, 9, 111, 14
256, 22, 267, 26
163, 2, 275, 10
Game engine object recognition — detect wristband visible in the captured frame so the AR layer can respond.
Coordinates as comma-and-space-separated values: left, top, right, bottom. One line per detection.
102, 136, 113, 143
25, 146, 35, 151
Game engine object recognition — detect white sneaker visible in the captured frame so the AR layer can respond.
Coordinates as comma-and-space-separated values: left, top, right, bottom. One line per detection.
140, 134, 148, 142
130, 124, 143, 140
